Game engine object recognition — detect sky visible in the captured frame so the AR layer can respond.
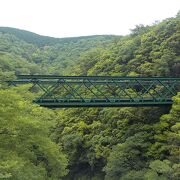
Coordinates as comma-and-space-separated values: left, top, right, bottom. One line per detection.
0, 0, 179, 38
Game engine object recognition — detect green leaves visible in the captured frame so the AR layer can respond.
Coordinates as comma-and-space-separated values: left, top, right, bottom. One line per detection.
0, 87, 68, 179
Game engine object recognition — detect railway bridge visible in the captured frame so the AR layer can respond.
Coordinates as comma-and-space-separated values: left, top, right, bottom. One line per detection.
7, 75, 180, 108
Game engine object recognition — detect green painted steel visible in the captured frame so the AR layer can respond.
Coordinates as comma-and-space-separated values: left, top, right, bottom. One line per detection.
7, 75, 180, 108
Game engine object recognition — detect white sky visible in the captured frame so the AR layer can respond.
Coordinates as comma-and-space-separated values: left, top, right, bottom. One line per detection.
0, 0, 179, 38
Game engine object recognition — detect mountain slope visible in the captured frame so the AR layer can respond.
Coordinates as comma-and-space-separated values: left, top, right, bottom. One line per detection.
0, 27, 118, 47
0, 28, 119, 78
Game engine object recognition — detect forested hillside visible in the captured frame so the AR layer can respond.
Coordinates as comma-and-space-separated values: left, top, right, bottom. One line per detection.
0, 13, 180, 180
0, 27, 118, 78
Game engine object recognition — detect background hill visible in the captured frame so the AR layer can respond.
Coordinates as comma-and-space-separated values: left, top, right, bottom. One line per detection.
0, 27, 119, 78
0, 27, 117, 47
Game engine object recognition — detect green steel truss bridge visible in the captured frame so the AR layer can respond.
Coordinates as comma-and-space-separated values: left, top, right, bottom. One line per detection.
7, 75, 180, 108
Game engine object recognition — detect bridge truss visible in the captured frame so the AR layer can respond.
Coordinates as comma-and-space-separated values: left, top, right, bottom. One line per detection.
7, 75, 180, 108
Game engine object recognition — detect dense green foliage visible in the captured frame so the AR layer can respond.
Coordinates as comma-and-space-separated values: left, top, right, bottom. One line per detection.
0, 13, 180, 179
0, 86, 68, 179
105, 93, 180, 179
0, 28, 117, 76
74, 15, 180, 76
